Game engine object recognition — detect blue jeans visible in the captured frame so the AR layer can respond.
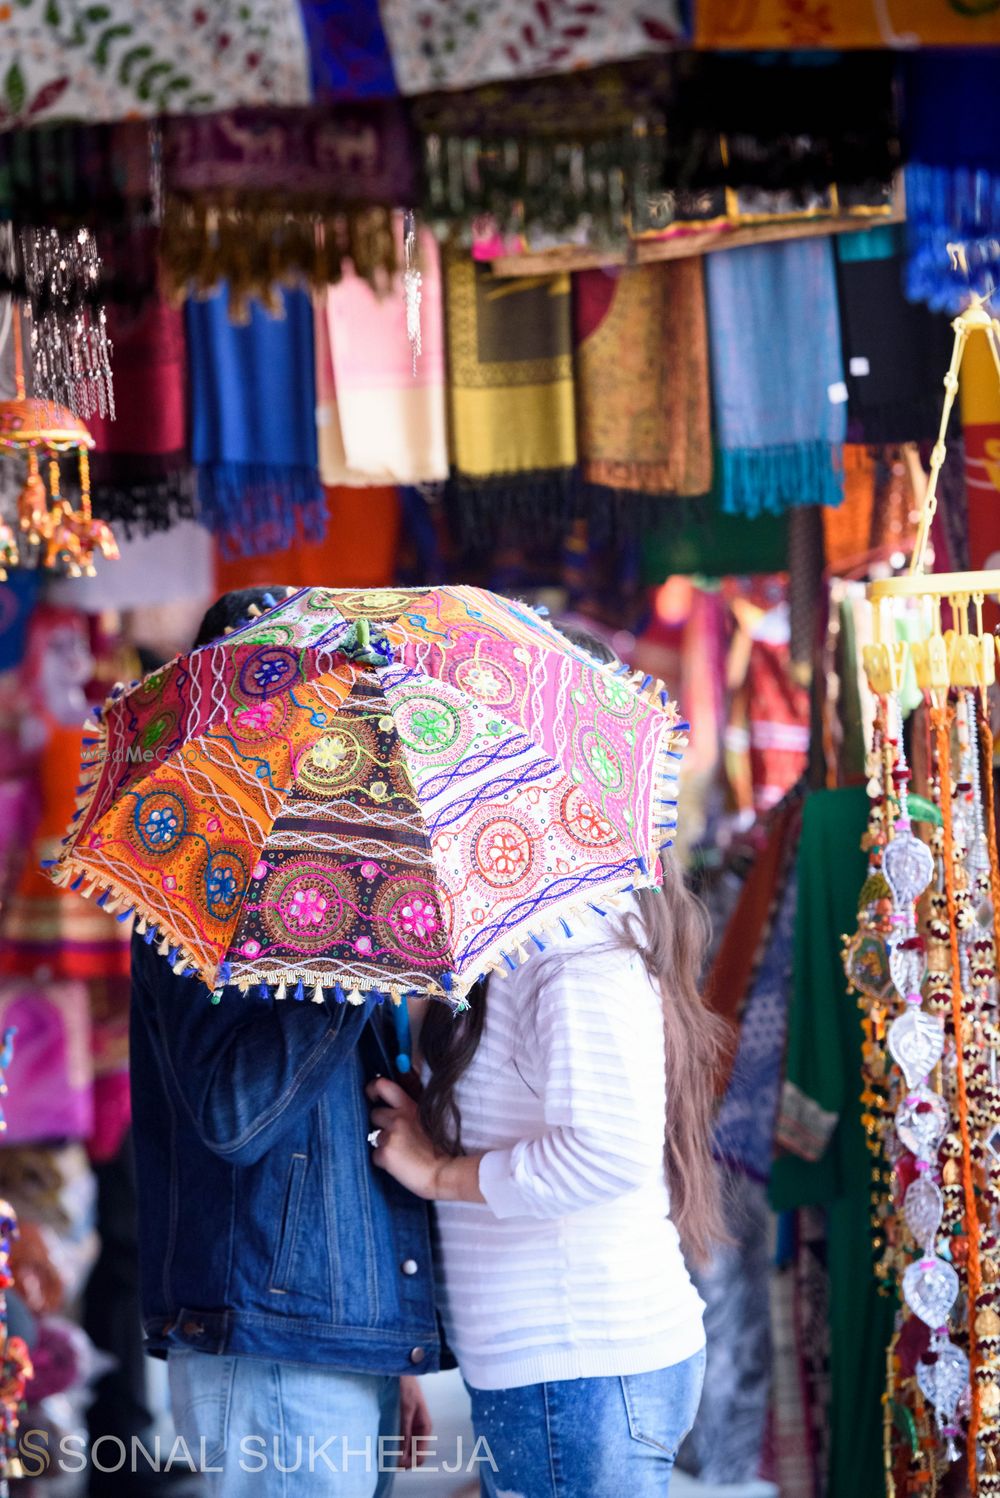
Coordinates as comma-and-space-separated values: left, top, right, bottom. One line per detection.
167, 1351, 400, 1496
468, 1350, 706, 1498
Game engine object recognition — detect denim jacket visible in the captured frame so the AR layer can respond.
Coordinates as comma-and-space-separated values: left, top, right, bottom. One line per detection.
130, 932, 443, 1374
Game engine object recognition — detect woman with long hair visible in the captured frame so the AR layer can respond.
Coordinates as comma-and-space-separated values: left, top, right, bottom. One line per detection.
366, 641, 724, 1498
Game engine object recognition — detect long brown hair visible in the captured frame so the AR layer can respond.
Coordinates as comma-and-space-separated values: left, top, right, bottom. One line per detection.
420, 854, 727, 1266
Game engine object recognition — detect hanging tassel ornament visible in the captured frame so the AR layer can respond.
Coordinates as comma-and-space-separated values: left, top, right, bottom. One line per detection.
403, 210, 422, 377
0, 306, 119, 577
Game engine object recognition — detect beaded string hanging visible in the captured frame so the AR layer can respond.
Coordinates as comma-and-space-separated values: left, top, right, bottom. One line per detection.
858, 285, 1000, 1495
0, 225, 114, 423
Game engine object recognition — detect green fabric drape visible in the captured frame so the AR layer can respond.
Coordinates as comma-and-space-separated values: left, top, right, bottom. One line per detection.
771, 787, 897, 1498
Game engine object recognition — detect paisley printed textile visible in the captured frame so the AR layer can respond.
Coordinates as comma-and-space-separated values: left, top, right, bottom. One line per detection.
49, 587, 686, 1007
0, 0, 309, 132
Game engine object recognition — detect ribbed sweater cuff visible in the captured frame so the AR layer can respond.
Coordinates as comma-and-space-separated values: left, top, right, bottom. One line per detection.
478, 1148, 529, 1219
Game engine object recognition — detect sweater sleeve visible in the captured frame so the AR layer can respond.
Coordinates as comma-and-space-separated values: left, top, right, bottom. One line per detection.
477, 944, 668, 1220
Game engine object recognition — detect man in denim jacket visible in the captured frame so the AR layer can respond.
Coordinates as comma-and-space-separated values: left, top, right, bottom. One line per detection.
129, 591, 439, 1495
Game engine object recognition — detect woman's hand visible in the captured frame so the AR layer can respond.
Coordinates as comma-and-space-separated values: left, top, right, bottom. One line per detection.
366, 1077, 445, 1200
399, 1375, 433, 1469
366, 1077, 485, 1203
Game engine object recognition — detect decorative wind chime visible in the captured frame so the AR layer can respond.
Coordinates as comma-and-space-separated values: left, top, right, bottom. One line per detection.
849, 289, 1000, 1496
0, 225, 118, 577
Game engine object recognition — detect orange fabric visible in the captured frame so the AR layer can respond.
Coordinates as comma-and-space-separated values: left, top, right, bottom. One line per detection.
215, 486, 401, 593
822, 445, 875, 569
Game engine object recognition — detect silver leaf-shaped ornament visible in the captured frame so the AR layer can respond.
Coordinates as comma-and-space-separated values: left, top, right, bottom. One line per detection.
888, 1007, 944, 1089
895, 1087, 948, 1163
903, 1174, 944, 1250
883, 827, 934, 908
889, 940, 925, 1001
903, 1256, 960, 1328
916, 1340, 969, 1426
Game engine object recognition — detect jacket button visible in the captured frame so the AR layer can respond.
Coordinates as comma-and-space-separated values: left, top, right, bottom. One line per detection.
401, 1259, 418, 1276
409, 1347, 426, 1365
182, 1321, 205, 1338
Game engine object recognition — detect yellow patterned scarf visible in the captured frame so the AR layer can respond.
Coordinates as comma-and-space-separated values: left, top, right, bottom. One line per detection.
445, 258, 576, 482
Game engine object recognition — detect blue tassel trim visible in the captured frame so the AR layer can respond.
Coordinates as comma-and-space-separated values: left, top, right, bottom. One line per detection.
198, 463, 327, 561
718, 439, 843, 518
294, 980, 305, 1002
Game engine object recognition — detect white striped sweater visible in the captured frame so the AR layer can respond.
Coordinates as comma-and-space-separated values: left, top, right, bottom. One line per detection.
433, 904, 706, 1391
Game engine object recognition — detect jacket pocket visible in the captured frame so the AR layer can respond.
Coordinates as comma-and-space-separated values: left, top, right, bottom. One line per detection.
269, 1152, 307, 1294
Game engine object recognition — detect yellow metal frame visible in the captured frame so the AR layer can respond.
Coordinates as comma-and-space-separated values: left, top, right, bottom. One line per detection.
864, 253, 1000, 694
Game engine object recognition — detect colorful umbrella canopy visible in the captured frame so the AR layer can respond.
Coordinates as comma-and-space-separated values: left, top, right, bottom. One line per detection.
47, 586, 686, 1007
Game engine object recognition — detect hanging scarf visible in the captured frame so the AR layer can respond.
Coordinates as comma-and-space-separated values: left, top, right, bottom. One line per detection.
787, 507, 825, 674
640, 489, 788, 583
186, 284, 325, 558
415, 59, 679, 245
0, 0, 309, 130
695, 1, 1000, 46
747, 628, 811, 816
445, 256, 576, 522
87, 267, 194, 536
903, 52, 1000, 311
316, 221, 448, 487
822, 446, 876, 570
573, 259, 711, 498
298, 0, 398, 98
380, 0, 683, 95
835, 226, 952, 444
161, 102, 416, 308
416, 54, 894, 247
693, 52, 898, 200
214, 486, 401, 593
0, 610, 130, 984
707, 239, 846, 516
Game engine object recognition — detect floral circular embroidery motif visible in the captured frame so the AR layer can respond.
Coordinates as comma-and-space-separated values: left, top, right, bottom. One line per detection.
374, 879, 450, 963
231, 695, 290, 743
134, 791, 187, 855
295, 729, 363, 796
141, 710, 177, 754
259, 863, 355, 953
454, 655, 517, 707
474, 816, 534, 889
559, 786, 619, 848
238, 645, 300, 699
397, 692, 464, 757
592, 669, 639, 720
204, 851, 247, 921
581, 731, 625, 793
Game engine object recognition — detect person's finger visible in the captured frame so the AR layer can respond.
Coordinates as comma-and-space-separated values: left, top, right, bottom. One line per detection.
368, 1106, 398, 1130
365, 1076, 411, 1109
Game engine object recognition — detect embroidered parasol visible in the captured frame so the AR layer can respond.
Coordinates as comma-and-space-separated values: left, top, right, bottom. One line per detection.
46, 586, 686, 1008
